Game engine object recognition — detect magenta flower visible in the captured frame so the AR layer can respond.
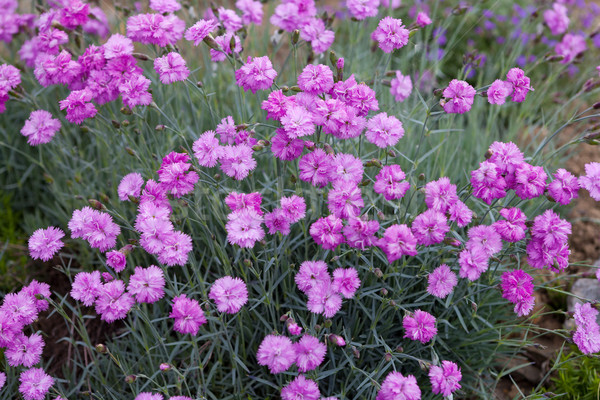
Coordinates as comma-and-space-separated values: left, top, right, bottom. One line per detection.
20, 110, 61, 146
310, 215, 344, 250
301, 18, 335, 54
390, 71, 412, 102
374, 165, 410, 201
22, 280, 51, 312
470, 161, 507, 204
442, 79, 476, 114
264, 208, 291, 235
106, 250, 126, 273
555, 33, 587, 64
157, 231, 193, 267
281, 106, 315, 139
506, 67, 534, 102
531, 209, 571, 249
280, 195, 306, 222
211, 33, 242, 62
235, 56, 277, 94
347, 0, 379, 20
209, 276, 248, 314
376, 371, 421, 400
226, 209, 265, 248
1, 292, 37, 326
573, 303, 600, 354
343, 216, 379, 250
287, 321, 303, 335
427, 264, 458, 299
548, 168, 579, 205
332, 267, 361, 298
193, 130, 223, 167
135, 393, 164, 400
493, 208, 527, 243
544, 3, 569, 35
59, 89, 97, 124
298, 64, 334, 95
466, 225, 503, 257
281, 375, 321, 400
293, 335, 326, 372
307, 281, 342, 318
103, 34, 133, 59
119, 74, 153, 108
170, 294, 206, 335
154, 52, 189, 84
429, 360, 462, 396
514, 163, 547, 199
220, 144, 257, 180
295, 260, 330, 293
225, 191, 263, 214
118, 172, 144, 201
458, 248, 489, 281
236, 0, 263, 25
579, 162, 600, 201
366, 113, 405, 148
501, 269, 535, 317
158, 152, 199, 197
328, 181, 364, 219
487, 79, 511, 105
185, 19, 219, 46
299, 149, 333, 188
28, 226, 64, 261
127, 14, 185, 47
95, 280, 134, 323
412, 209, 449, 246
371, 17, 409, 53
403, 309, 437, 343
19, 368, 54, 400
448, 201, 473, 227
127, 265, 165, 304
424, 177, 458, 213
262, 90, 292, 121
70, 271, 102, 306
378, 224, 418, 263
257, 335, 295, 374
150, 0, 181, 13
416, 12, 432, 27
6, 332, 44, 367
488, 141, 524, 176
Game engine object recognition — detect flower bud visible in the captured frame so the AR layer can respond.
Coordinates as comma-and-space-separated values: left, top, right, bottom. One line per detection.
418, 173, 426, 181
280, 314, 289, 322
155, 124, 166, 131
471, 302, 478, 312
159, 363, 171, 371
544, 54, 564, 62
132, 53, 149, 61
214, 173, 221, 180
43, 173, 54, 184
380, 288, 388, 296
291, 29, 300, 45
373, 268, 383, 278
88, 199, 105, 210
244, 259, 252, 267
352, 346, 360, 359
125, 147, 137, 156
203, 34, 220, 49
385, 353, 392, 362
291, 86, 302, 92
252, 144, 264, 151
323, 143, 335, 155
124, 375, 137, 384
388, 149, 396, 157
95, 344, 108, 354
111, 120, 121, 129
120, 106, 132, 115
396, 345, 403, 353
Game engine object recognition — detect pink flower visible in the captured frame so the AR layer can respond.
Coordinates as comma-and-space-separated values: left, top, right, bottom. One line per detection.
466, 225, 503, 257
307, 281, 342, 318
531, 209, 571, 249
103, 34, 133, 59
378, 224, 418, 263
328, 182, 364, 219
514, 163, 547, 199
365, 113, 405, 148
106, 250, 126, 273
544, 3, 569, 35
1, 292, 37, 326
157, 231, 193, 266
332, 268, 361, 298
22, 280, 51, 312
488, 141, 524, 176
280, 195, 306, 222
501, 269, 535, 317
150, 0, 181, 13
448, 201, 473, 227
119, 74, 153, 108
526, 238, 570, 273
6, 332, 44, 367
262, 90, 292, 121
170, 294, 206, 335
487, 79, 511, 105
220, 144, 257, 180
235, 56, 277, 94
548, 168, 579, 205
442, 79, 476, 114
579, 162, 600, 201
470, 161, 507, 204
70, 271, 102, 306
193, 130, 223, 167
555, 33, 587, 64
506, 67, 534, 102
270, 129, 304, 161
458, 248, 489, 281
20, 110, 61, 146
257, 335, 295, 374
225, 191, 262, 214
427, 264, 458, 299
154, 52, 189, 84
236, 0, 263, 25
127, 14, 185, 47
348, 0, 379, 20
573, 303, 600, 354
298, 64, 334, 95
403, 309, 437, 343
293, 335, 326, 372
343, 216, 379, 250
135, 393, 164, 400
19, 368, 54, 400
301, 18, 335, 54
59, 89, 97, 124
412, 209, 449, 246
28, 226, 64, 261
218, 7, 243, 32
390, 71, 412, 102
376, 371, 421, 400
157, 152, 199, 197
95, 280, 134, 323
281, 375, 321, 400
211, 33, 242, 62
429, 360, 462, 396
281, 106, 315, 139
264, 209, 291, 235
299, 149, 334, 188
127, 265, 165, 304
416, 12, 432, 27
118, 172, 144, 201
209, 276, 248, 314
59, 0, 90, 30
295, 260, 330, 293
310, 215, 344, 250
424, 177, 458, 213
185, 19, 219, 46
226, 209, 265, 248
287, 321, 303, 335
374, 165, 410, 201
371, 17, 409, 53
494, 208, 527, 242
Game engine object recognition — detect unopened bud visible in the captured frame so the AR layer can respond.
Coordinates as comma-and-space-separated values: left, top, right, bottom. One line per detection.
377, 211, 385, 220
159, 363, 171, 371
389, 300, 396, 307
373, 268, 383, 278
471, 302, 478, 312
281, 85, 289, 92
433, 88, 443, 97
214, 173, 221, 180
388, 149, 396, 157
385, 353, 392, 362
443, 237, 461, 247
88, 199, 105, 210
323, 319, 332, 328
111, 120, 121, 129
408, 28, 419, 38
360, 179, 370, 187
203, 34, 220, 49
95, 344, 108, 354
121, 119, 130, 127
125, 147, 137, 156
43, 173, 54, 184
291, 86, 302, 92
452, 5, 468, 15
352, 346, 360, 359
323, 143, 335, 155
418, 173, 426, 181
419, 360, 431, 371
584, 78, 600, 92
120, 106, 132, 115
380, 288, 388, 296
280, 314, 289, 322
125, 375, 137, 384
155, 124, 166, 131
244, 259, 252, 267
132, 53, 149, 61
314, 324, 322, 332
99, 193, 110, 204
291, 29, 300, 45
364, 158, 382, 168
545, 54, 565, 62
396, 345, 403, 353
252, 144, 264, 151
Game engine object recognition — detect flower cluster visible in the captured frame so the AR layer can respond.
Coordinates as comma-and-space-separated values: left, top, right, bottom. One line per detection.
501, 270, 535, 317
0, 63, 21, 113
573, 303, 600, 354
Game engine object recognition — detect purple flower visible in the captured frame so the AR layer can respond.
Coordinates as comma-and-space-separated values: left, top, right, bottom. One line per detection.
150, 0, 181, 13
20, 110, 61, 146
28, 227, 64, 261
390, 71, 412, 102
236, 0, 263, 25
299, 149, 333, 188
555, 33, 587, 64
424, 177, 459, 213
328, 181, 364, 219
403, 309, 437, 343
70, 271, 102, 306
378, 224, 418, 263
127, 14, 185, 47
579, 162, 600, 201
6, 332, 45, 367
94, 280, 134, 323
281, 375, 321, 400
501, 269, 535, 317
494, 208, 527, 242
544, 3, 569, 35
458, 248, 489, 281
429, 361, 462, 396
347, 0, 379, 20
487, 79, 512, 105
106, 250, 126, 273
19, 368, 54, 400
310, 215, 344, 250
220, 144, 257, 180
118, 172, 144, 201
170, 294, 206, 335
59, 89, 97, 124
293, 335, 326, 372
235, 56, 277, 94
374, 165, 410, 201
157, 152, 199, 197
427, 264, 458, 299
295, 260, 330, 293
376, 371, 421, 400
366, 113, 405, 148
226, 208, 265, 248
442, 79, 476, 114
257, 335, 295, 374
332, 267, 361, 298
185, 19, 219, 46
573, 303, 600, 354
298, 64, 334, 95
371, 17, 409, 53
119, 74, 153, 108
301, 18, 335, 54
209, 276, 248, 314
548, 168, 579, 205
471, 161, 507, 204
307, 281, 342, 318
127, 265, 165, 304
343, 216, 379, 250
154, 52, 189, 84
281, 106, 315, 139
412, 209, 449, 246
466, 225, 503, 257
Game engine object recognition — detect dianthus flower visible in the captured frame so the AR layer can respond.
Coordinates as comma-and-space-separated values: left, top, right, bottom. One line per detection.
270, 130, 304, 162
424, 177, 459, 213
531, 209, 571, 249
493, 208, 527, 242
299, 149, 333, 188
20, 110, 61, 146
390, 71, 412, 102
70, 271, 102, 306
28, 226, 64, 261
555, 33, 587, 64
0, 371, 5, 391
257, 335, 295, 374
378, 224, 418, 263
429, 361, 462, 396
442, 79, 476, 114
35, 51, 83, 87
140, 179, 171, 208
94, 280, 134, 323
372, 17, 410, 53
127, 265, 165, 304
487, 79, 511, 105
448, 200, 473, 227
217, 7, 242, 32
68, 207, 121, 252
236, 0, 263, 25
0, 311, 20, 348
154, 52, 189, 84
281, 375, 321, 400
544, 3, 569, 35
332, 268, 361, 298
287, 320, 303, 335
106, 250, 126, 272
416, 11, 432, 27
343, 216, 379, 250
295, 261, 330, 293
329, 153, 363, 187
185, 19, 219, 46
470, 161, 507, 204
427, 264, 458, 299
458, 248, 489, 281
209, 276, 248, 314
526, 238, 570, 273
149, 0, 181, 13
298, 64, 334, 95
309, 215, 344, 250
403, 309, 437, 343
262, 90, 292, 121
501, 269, 535, 317
327, 182, 364, 219
127, 13, 185, 47
513, 163, 547, 199
337, 76, 379, 117
264, 209, 291, 235
307, 281, 343, 318
235, 56, 277, 94
466, 225, 503, 257
59, 89, 97, 124
293, 335, 326, 372
270, 3, 302, 31
374, 165, 410, 201
192, 131, 222, 168
313, 98, 347, 135
301, 18, 335, 54
573, 302, 600, 354
22, 280, 51, 312
226, 208, 265, 248
118, 172, 144, 201
365, 113, 405, 148
135, 393, 164, 400
224, 191, 262, 214
1, 291, 37, 326
119, 74, 153, 108
6, 332, 44, 367
579, 162, 600, 201
170, 294, 206, 335
158, 151, 199, 197
103, 34, 133, 59
281, 106, 315, 139
59, 0, 89, 30
412, 209, 449, 246
157, 231, 192, 266
347, 0, 379, 20
376, 371, 421, 400
488, 141, 525, 177
220, 144, 257, 180
548, 168, 579, 205
19, 368, 54, 400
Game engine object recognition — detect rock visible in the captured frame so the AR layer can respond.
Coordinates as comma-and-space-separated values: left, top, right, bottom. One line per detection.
566, 277, 600, 329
